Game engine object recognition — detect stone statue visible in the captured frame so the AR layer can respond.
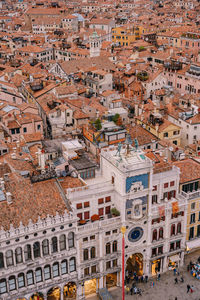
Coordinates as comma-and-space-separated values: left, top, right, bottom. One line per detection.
134, 138, 139, 150
115, 142, 122, 157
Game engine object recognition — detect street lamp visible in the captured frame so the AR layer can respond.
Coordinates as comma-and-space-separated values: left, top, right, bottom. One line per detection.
121, 226, 126, 300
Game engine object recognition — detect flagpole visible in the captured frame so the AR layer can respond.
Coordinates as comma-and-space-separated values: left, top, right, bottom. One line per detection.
121, 226, 126, 300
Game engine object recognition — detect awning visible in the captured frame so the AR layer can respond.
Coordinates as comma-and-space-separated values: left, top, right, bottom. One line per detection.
169, 254, 180, 262
187, 239, 200, 250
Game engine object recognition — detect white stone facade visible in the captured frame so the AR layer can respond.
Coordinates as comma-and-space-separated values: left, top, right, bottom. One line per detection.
0, 145, 188, 299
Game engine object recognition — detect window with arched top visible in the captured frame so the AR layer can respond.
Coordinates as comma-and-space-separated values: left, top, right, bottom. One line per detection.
44, 265, 51, 280
6, 250, 13, 267
106, 243, 111, 254
26, 270, 34, 286
113, 241, 117, 252
51, 237, 58, 253
61, 259, 68, 275
24, 244, 32, 261
0, 253, 4, 269
152, 229, 157, 241
68, 232, 74, 249
52, 262, 59, 278
159, 227, 164, 239
15, 247, 23, 264
59, 234, 66, 251
18, 273, 25, 288
171, 224, 176, 236
8, 276, 16, 291
91, 247, 96, 259
177, 222, 181, 234
33, 242, 40, 258
83, 249, 88, 261
42, 239, 49, 256
35, 267, 42, 283
69, 257, 76, 272
0, 279, 7, 294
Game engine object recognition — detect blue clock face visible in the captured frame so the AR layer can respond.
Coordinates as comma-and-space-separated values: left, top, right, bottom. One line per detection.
128, 227, 143, 243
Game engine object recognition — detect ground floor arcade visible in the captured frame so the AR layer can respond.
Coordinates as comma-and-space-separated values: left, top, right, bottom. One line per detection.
16, 272, 120, 300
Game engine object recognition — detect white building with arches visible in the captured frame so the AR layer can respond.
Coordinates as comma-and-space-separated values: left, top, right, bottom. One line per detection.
0, 142, 187, 300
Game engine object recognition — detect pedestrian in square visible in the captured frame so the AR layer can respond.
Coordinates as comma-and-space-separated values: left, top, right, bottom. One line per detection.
174, 277, 178, 284
174, 268, 177, 276
187, 284, 191, 293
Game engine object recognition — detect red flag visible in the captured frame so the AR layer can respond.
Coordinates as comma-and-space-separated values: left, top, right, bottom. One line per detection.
172, 201, 179, 214
159, 205, 165, 217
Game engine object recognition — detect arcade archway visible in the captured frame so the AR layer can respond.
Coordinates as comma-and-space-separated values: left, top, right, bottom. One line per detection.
47, 287, 60, 300
84, 278, 96, 296
126, 253, 143, 276
30, 293, 44, 300
63, 282, 76, 298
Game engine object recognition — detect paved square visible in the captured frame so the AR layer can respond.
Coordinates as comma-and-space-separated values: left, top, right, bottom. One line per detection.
87, 250, 200, 300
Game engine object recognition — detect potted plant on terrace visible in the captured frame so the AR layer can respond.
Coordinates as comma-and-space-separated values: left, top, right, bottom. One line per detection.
111, 207, 120, 217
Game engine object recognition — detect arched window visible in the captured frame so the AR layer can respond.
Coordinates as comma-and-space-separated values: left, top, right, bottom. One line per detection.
52, 262, 59, 278
61, 259, 68, 275
6, 250, 13, 267
44, 265, 51, 280
177, 223, 181, 234
106, 243, 111, 254
59, 234, 66, 251
8, 276, 16, 291
69, 257, 76, 272
33, 242, 40, 258
51, 237, 58, 253
0, 253, 4, 269
171, 224, 175, 236
24, 244, 32, 261
42, 239, 49, 256
68, 232, 74, 249
83, 249, 88, 261
91, 247, 96, 259
26, 270, 34, 286
0, 279, 7, 294
152, 229, 157, 241
159, 227, 164, 239
18, 273, 25, 288
35, 268, 42, 283
15, 247, 23, 264
113, 241, 117, 252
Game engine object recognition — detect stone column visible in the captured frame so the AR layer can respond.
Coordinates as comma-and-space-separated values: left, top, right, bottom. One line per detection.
117, 272, 120, 287
99, 276, 104, 289
60, 287, 64, 300
76, 283, 84, 300
143, 259, 149, 276
163, 256, 167, 273
180, 251, 184, 267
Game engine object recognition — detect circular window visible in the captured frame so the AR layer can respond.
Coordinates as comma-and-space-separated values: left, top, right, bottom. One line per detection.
128, 227, 143, 243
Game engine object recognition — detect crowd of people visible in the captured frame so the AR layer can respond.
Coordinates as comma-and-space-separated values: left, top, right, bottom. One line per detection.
189, 257, 200, 280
